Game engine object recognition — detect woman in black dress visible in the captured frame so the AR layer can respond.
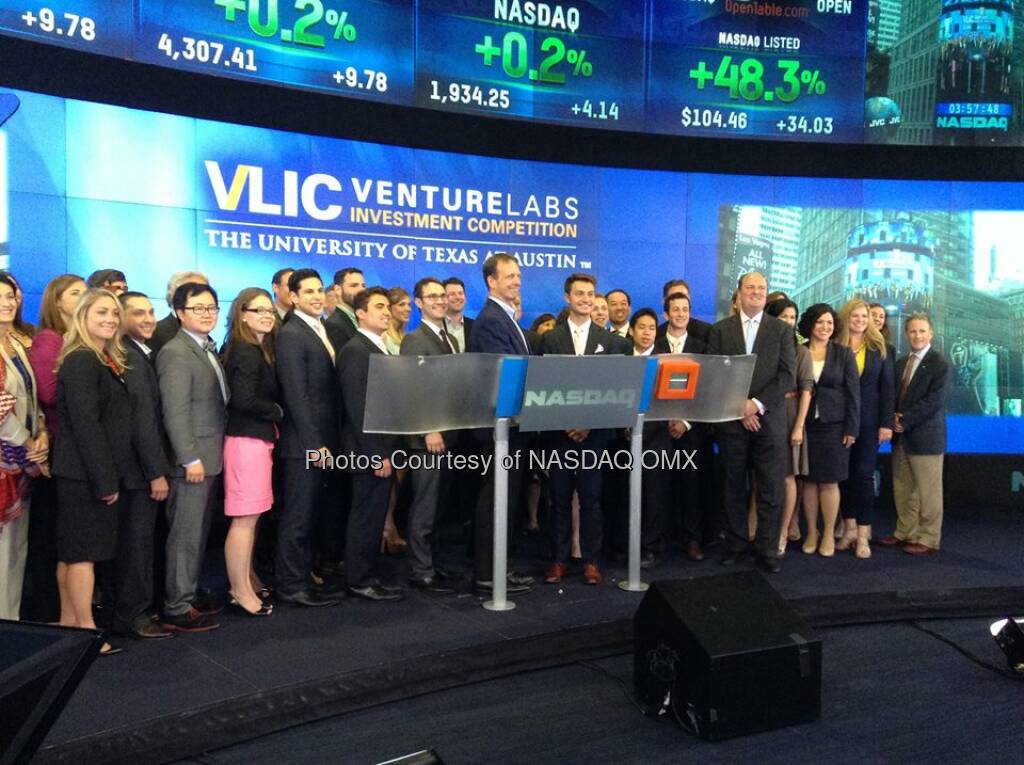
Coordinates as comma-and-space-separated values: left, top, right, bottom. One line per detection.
798, 304, 860, 557
53, 289, 131, 654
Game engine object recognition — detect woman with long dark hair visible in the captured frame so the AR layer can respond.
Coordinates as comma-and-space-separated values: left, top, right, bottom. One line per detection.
222, 288, 281, 616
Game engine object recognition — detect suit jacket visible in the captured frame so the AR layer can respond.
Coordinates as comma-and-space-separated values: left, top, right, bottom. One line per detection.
539, 320, 624, 448
653, 332, 706, 356
121, 340, 171, 490
857, 347, 896, 435
468, 298, 530, 355
894, 348, 952, 455
643, 334, 707, 443
156, 330, 228, 475
807, 342, 861, 435
148, 313, 179, 358
224, 341, 282, 443
706, 312, 796, 435
52, 348, 133, 497
399, 323, 454, 450
324, 308, 358, 354
275, 315, 340, 459
657, 317, 711, 346
338, 333, 400, 469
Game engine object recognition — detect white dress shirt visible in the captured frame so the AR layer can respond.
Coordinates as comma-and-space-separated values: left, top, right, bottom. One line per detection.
358, 328, 390, 355
568, 318, 592, 356
666, 330, 688, 355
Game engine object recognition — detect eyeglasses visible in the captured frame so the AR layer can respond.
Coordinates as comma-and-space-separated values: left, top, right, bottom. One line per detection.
182, 305, 220, 315
421, 294, 447, 302
243, 308, 276, 316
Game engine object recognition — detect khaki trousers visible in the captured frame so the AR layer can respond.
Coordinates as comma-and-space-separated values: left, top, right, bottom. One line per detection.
892, 442, 944, 549
0, 509, 29, 620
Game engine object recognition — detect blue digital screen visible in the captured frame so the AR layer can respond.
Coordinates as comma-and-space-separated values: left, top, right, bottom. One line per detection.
2, 86, 1023, 452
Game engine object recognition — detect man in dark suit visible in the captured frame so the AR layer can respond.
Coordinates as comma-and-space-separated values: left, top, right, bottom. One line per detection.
399, 278, 459, 593
271, 266, 294, 326
149, 270, 208, 357
114, 292, 174, 640
647, 291, 710, 564
706, 272, 795, 573
443, 277, 473, 353
339, 287, 403, 601
882, 314, 952, 556
656, 279, 712, 346
157, 282, 228, 631
468, 253, 534, 595
540, 273, 624, 586
274, 269, 342, 607
606, 289, 632, 340
324, 267, 364, 353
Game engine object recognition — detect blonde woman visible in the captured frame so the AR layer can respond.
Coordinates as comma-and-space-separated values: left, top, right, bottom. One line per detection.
383, 287, 411, 356
835, 299, 895, 559
52, 289, 131, 654
0, 273, 47, 620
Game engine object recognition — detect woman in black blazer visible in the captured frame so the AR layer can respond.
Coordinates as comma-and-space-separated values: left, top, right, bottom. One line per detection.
222, 288, 282, 616
52, 289, 132, 654
797, 304, 860, 557
836, 299, 895, 559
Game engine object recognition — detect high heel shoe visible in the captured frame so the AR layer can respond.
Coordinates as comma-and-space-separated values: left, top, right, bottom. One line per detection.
818, 534, 835, 557
801, 529, 819, 555
229, 594, 274, 617
787, 526, 801, 542
855, 525, 872, 559
835, 530, 858, 552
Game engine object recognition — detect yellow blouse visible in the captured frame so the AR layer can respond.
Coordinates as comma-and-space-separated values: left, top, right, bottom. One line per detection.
855, 344, 866, 375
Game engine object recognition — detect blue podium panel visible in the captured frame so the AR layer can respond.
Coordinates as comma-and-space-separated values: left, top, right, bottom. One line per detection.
644, 354, 756, 423
363, 353, 509, 434
517, 355, 648, 432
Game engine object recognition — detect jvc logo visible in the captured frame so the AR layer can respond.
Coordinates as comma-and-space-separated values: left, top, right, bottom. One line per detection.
1012, 471, 1024, 493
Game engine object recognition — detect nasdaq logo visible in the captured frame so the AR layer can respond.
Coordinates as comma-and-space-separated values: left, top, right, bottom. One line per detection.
0, 94, 20, 127
523, 389, 636, 407
205, 161, 343, 221
1013, 471, 1024, 493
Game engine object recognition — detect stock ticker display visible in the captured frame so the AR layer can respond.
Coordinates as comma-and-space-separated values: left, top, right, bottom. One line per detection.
1, 0, 1022, 146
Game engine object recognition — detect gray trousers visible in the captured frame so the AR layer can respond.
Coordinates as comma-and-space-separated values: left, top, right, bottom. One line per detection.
407, 465, 442, 579
164, 474, 221, 616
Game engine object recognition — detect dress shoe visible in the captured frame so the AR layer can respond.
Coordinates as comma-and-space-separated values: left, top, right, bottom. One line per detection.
129, 621, 174, 640
314, 580, 348, 597
348, 584, 404, 601
878, 535, 905, 547
684, 542, 704, 562
161, 608, 220, 632
508, 570, 535, 587
758, 556, 782, 574
582, 563, 603, 585
474, 579, 532, 595
544, 563, 569, 584
720, 552, 746, 567
192, 593, 224, 616
377, 582, 404, 594
640, 552, 662, 570
277, 590, 340, 608
801, 529, 820, 555
409, 576, 455, 594
902, 543, 937, 556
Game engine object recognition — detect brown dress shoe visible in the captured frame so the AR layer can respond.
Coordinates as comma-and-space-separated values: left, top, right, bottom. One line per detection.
685, 541, 704, 562
582, 564, 603, 585
878, 535, 905, 547
902, 543, 937, 556
544, 563, 569, 584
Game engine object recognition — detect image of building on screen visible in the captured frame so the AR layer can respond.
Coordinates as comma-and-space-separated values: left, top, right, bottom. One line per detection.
719, 205, 1024, 416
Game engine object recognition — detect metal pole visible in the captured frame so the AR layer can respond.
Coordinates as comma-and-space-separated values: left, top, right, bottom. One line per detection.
484, 417, 515, 611
619, 412, 649, 592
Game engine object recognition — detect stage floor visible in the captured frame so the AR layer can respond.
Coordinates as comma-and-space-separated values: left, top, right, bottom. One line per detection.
36, 505, 1024, 763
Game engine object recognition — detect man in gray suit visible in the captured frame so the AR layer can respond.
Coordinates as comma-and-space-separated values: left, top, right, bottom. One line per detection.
707, 272, 795, 573
399, 277, 459, 594
157, 282, 228, 631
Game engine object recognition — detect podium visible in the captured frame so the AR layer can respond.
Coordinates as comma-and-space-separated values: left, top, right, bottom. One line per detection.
364, 352, 754, 610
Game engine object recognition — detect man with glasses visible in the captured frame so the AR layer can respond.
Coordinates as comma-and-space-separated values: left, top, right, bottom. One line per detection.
157, 282, 229, 631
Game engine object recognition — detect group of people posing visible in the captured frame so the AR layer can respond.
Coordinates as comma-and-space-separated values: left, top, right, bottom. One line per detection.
0, 258, 951, 656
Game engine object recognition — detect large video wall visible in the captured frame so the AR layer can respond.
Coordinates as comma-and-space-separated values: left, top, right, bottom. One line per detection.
2, 0, 1023, 145
1, 86, 1022, 451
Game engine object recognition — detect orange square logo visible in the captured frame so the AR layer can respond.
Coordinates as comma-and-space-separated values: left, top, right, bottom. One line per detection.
655, 358, 700, 400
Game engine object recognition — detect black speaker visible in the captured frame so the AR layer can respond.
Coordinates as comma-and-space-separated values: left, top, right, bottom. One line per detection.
0, 620, 103, 765
634, 571, 821, 741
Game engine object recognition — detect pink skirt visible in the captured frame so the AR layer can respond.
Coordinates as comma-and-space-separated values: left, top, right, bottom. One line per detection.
223, 436, 274, 517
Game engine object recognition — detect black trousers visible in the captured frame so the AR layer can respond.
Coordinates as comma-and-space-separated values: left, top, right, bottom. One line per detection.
549, 461, 603, 565
840, 426, 880, 525
346, 472, 391, 587
275, 459, 331, 596
114, 488, 159, 632
21, 476, 60, 623
717, 427, 786, 558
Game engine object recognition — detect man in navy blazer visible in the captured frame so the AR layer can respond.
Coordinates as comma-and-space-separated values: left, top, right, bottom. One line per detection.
274, 269, 342, 607
468, 253, 534, 594
882, 314, 952, 556
706, 272, 795, 573
539, 273, 624, 586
